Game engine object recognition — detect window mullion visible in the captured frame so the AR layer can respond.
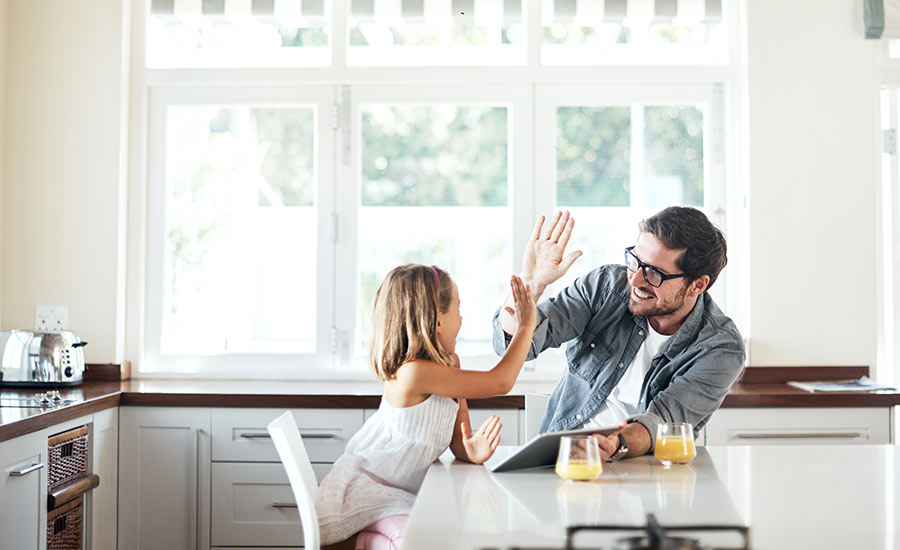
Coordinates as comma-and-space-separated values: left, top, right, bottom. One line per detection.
332, 85, 360, 370
630, 104, 645, 208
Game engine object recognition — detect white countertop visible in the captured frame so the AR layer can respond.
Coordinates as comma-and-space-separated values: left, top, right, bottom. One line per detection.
405, 445, 900, 550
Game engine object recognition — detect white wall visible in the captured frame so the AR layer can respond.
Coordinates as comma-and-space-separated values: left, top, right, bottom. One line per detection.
0, 0, 7, 323
1, 0, 129, 362
746, 0, 879, 366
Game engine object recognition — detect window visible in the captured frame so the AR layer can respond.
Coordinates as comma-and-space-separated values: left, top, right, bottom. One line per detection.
134, 0, 738, 377
146, 0, 331, 67
144, 87, 335, 376
348, 0, 525, 66
541, 0, 727, 64
535, 85, 725, 306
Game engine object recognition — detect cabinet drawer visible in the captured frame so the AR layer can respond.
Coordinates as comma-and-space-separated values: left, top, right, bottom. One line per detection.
705, 407, 891, 445
211, 408, 364, 462
211, 462, 330, 547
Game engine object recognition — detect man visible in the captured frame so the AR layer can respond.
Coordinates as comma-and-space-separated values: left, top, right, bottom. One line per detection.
494, 206, 744, 462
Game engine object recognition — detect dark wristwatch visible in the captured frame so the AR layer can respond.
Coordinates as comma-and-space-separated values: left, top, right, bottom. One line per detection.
607, 433, 629, 462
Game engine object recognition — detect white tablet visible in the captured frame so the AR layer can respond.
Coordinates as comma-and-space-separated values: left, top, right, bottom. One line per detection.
489, 424, 622, 473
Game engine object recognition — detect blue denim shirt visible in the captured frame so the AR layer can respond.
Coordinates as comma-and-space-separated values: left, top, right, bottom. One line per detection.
493, 264, 745, 450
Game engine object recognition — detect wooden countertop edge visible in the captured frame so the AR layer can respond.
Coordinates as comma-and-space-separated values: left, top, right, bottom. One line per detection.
117, 392, 525, 409
5, 378, 900, 443
0, 394, 121, 443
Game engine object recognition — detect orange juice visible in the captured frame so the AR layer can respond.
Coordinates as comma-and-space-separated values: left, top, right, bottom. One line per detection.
555, 459, 602, 481
654, 436, 696, 465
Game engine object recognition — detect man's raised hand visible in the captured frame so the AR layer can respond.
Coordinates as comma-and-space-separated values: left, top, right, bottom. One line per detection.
520, 211, 583, 296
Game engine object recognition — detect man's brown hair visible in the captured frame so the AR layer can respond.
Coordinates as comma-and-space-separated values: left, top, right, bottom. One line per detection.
639, 206, 728, 290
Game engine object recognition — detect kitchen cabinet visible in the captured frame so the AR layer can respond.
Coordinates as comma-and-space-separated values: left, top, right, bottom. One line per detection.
87, 407, 118, 550
0, 429, 47, 550
705, 406, 892, 445
0, 411, 101, 550
209, 408, 363, 549
118, 407, 211, 550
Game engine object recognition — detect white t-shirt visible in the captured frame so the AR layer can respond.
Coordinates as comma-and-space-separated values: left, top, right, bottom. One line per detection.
581, 323, 673, 429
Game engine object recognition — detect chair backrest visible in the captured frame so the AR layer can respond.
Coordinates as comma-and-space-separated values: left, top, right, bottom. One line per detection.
267, 411, 320, 550
524, 393, 550, 441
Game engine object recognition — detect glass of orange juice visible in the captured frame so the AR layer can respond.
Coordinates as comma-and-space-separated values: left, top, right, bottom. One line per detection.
555, 435, 602, 481
654, 423, 696, 466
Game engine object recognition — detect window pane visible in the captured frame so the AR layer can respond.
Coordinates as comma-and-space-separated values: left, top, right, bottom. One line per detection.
361, 106, 508, 206
552, 102, 707, 290
348, 5, 524, 66
147, 10, 329, 68
162, 106, 317, 354
644, 106, 704, 207
557, 106, 631, 206
358, 105, 511, 357
541, 0, 727, 65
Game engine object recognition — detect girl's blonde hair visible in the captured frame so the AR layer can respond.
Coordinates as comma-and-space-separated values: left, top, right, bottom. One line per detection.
370, 264, 456, 380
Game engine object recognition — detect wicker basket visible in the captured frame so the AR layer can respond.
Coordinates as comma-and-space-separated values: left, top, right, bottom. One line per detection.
47, 426, 89, 489
46, 497, 82, 550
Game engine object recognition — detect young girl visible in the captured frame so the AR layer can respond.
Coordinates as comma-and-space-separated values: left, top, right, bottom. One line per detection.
315, 264, 536, 550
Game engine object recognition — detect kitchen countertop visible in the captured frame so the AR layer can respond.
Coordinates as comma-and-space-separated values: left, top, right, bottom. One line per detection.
2, 366, 899, 443
406, 444, 900, 550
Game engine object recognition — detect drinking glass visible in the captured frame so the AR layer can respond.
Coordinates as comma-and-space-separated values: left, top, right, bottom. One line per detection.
654, 423, 697, 466
555, 435, 602, 481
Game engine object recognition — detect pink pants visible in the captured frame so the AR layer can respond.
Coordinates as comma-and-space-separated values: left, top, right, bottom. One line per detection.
354, 514, 409, 550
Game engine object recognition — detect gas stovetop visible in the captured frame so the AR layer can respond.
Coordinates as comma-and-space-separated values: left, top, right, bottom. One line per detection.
0, 390, 77, 408
483, 514, 750, 550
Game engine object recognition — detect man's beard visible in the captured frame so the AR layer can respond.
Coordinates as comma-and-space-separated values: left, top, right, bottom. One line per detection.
626, 283, 688, 318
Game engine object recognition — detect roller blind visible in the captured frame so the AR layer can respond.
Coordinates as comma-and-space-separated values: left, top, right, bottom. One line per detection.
350, 0, 521, 25
150, 0, 326, 23
541, 0, 721, 26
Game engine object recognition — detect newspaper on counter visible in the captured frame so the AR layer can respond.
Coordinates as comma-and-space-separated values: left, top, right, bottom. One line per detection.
786, 376, 895, 393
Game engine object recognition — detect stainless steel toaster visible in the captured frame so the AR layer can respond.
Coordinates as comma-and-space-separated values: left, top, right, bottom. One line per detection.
0, 330, 88, 386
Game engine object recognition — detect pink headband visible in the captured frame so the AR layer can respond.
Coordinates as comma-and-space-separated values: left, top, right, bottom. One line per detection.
428, 265, 440, 287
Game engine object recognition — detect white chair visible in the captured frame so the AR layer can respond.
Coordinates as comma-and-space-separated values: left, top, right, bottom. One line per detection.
267, 411, 323, 550
524, 393, 550, 441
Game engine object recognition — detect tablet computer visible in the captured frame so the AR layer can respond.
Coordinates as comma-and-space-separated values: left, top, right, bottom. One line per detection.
489, 424, 622, 473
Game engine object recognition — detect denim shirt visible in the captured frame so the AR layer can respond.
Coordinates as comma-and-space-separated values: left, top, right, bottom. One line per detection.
492, 264, 745, 450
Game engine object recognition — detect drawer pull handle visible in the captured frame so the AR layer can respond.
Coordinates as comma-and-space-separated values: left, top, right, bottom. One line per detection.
10, 462, 44, 477
734, 432, 863, 439
239, 432, 338, 440
272, 502, 298, 508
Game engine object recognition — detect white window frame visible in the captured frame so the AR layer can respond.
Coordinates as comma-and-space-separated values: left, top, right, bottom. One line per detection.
530, 83, 728, 374
126, 0, 745, 380
142, 85, 337, 378
334, 84, 535, 372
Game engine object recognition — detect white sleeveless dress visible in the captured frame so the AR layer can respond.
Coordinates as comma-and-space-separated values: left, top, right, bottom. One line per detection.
315, 394, 459, 545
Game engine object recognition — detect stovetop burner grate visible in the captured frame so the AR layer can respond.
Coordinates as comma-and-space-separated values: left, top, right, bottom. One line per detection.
482, 513, 750, 550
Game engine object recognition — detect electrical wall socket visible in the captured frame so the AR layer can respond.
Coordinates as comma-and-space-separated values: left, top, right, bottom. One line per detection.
35, 305, 68, 333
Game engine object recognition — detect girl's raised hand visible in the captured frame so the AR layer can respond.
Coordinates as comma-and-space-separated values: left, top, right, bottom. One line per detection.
504, 275, 536, 333
461, 415, 502, 464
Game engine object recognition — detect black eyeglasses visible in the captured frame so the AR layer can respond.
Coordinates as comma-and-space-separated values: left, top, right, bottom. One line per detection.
624, 246, 687, 288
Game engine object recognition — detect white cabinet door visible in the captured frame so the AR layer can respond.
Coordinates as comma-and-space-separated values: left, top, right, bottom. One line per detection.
118, 407, 211, 550
0, 430, 47, 550
88, 407, 118, 550
705, 407, 891, 445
